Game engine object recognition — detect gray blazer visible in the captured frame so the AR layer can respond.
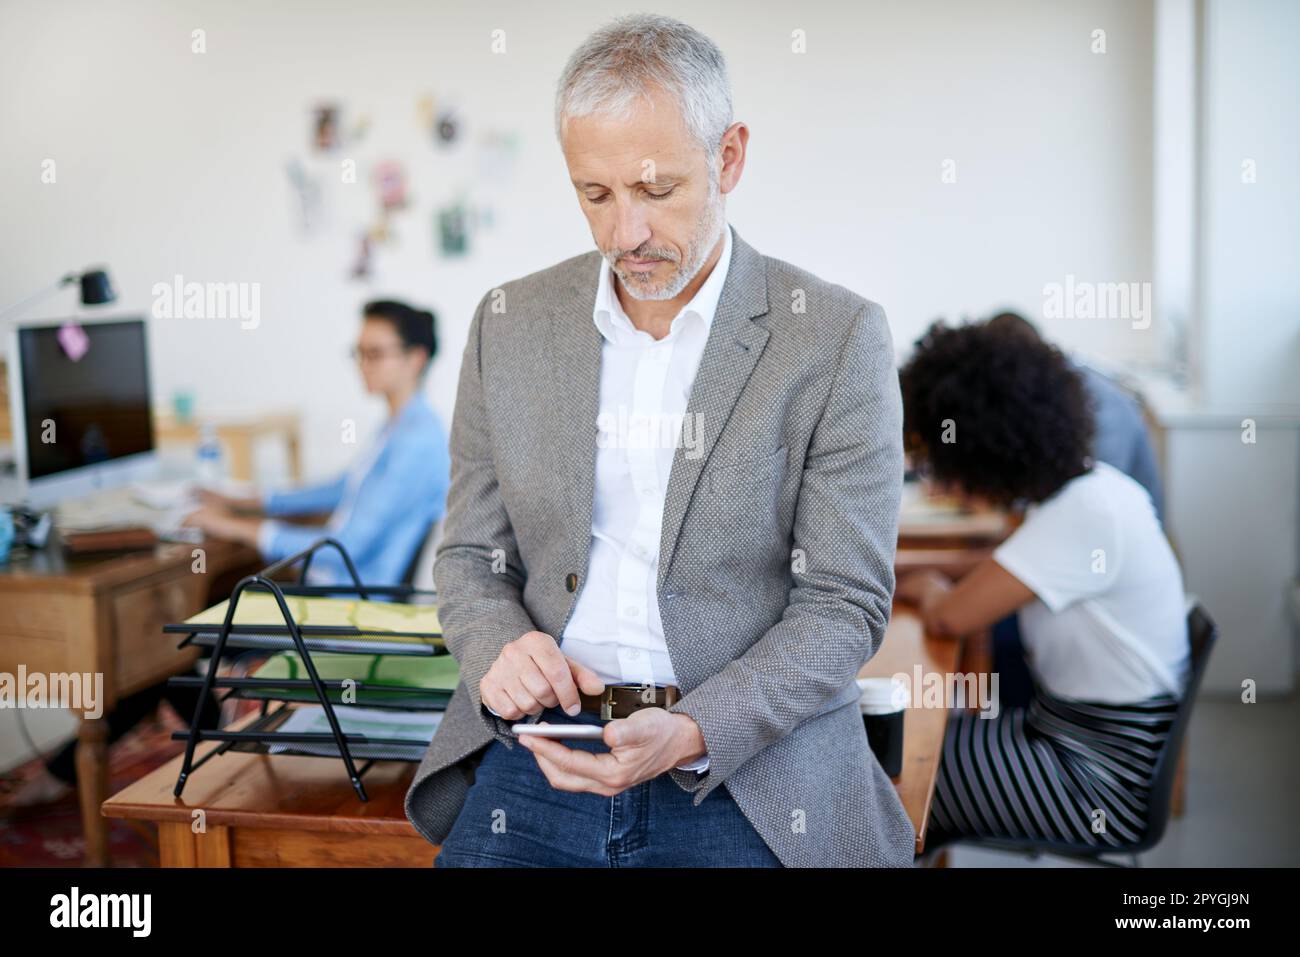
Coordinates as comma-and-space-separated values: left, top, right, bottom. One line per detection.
404, 228, 914, 867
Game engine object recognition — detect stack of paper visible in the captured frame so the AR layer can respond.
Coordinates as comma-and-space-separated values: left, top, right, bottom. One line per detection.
267, 705, 442, 761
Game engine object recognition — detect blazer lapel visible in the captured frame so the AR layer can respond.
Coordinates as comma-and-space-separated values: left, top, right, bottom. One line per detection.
548, 259, 604, 557
657, 229, 771, 587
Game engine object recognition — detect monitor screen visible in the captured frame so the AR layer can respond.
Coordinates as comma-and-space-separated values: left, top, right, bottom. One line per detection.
16, 318, 154, 481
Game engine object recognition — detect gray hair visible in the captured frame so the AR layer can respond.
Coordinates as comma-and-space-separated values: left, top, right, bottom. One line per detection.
555, 14, 733, 157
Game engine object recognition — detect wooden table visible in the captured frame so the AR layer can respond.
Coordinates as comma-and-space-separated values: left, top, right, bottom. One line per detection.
154, 412, 302, 484
103, 709, 434, 867
896, 545, 997, 578
0, 538, 261, 866
898, 511, 1009, 547
897, 486, 1010, 577
859, 605, 962, 854
103, 605, 957, 866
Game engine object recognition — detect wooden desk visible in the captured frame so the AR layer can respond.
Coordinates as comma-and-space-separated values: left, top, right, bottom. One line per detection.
104, 606, 955, 866
897, 482, 1010, 548
895, 545, 996, 579
0, 538, 261, 866
859, 605, 961, 854
898, 513, 1009, 547
897, 492, 1010, 579
154, 412, 302, 483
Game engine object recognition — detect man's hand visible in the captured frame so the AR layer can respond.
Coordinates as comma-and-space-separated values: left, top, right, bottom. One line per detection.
517, 708, 706, 796
480, 631, 606, 719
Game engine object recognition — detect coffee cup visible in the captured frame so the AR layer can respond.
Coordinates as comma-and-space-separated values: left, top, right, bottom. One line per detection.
857, 676, 906, 777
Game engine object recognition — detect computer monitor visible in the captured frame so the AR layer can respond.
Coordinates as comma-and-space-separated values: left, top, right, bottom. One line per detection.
7, 317, 158, 508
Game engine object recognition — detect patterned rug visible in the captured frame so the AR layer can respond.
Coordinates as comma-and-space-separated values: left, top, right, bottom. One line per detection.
0, 696, 259, 867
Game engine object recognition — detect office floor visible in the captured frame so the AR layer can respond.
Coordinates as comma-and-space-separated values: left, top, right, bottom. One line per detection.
946, 692, 1300, 867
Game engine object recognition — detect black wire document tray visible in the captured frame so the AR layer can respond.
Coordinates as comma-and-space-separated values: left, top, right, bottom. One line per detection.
164, 538, 451, 802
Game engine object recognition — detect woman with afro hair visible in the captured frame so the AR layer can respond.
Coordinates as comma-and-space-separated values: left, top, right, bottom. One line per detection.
896, 318, 1189, 854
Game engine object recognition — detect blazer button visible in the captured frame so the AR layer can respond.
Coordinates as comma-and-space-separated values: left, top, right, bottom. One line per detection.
565, 573, 578, 593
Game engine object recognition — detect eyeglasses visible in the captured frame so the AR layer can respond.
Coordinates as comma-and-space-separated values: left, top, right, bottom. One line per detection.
349, 344, 410, 364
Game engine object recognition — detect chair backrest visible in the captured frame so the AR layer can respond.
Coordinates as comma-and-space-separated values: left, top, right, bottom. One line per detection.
1133, 601, 1218, 850
399, 517, 442, 589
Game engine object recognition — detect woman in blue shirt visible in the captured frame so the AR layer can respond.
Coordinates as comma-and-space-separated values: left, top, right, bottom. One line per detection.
184, 300, 451, 586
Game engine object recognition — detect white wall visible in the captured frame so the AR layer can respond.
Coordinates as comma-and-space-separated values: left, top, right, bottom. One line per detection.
1151, 0, 1197, 373
0, 0, 1158, 480
1160, 414, 1299, 693
1154, 0, 1300, 691
1198, 0, 1300, 413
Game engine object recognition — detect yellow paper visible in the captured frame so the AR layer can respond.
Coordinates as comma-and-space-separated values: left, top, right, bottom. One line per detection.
185, 594, 441, 636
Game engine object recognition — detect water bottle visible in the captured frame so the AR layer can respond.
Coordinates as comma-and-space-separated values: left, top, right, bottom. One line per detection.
195, 424, 225, 485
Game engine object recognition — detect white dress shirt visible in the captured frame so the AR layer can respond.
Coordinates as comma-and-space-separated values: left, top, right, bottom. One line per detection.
488, 224, 733, 774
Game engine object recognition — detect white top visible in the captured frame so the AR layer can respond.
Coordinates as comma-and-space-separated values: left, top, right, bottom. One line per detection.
992, 462, 1190, 703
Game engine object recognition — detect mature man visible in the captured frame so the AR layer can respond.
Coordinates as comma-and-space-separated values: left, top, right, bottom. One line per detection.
404, 14, 912, 867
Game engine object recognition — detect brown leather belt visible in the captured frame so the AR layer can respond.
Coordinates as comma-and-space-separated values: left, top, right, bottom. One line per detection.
579, 684, 680, 719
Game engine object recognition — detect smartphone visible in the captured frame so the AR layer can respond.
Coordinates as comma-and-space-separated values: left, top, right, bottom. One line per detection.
511, 723, 606, 740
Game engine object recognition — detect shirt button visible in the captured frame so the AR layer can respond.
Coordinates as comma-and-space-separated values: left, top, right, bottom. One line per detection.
628, 649, 640, 660
565, 573, 578, 593
624, 605, 639, 617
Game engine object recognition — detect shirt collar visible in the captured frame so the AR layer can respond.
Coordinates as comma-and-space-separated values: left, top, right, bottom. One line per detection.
385, 392, 428, 435
592, 222, 733, 344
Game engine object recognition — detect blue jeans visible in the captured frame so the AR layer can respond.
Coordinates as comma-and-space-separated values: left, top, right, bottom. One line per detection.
434, 705, 782, 867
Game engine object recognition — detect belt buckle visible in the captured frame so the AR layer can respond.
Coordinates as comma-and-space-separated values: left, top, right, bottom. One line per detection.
600, 684, 678, 719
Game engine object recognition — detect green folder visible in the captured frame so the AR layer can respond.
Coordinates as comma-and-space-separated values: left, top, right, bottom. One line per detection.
242, 651, 459, 709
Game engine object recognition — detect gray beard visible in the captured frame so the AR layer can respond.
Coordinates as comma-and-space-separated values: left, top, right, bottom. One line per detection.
611, 192, 724, 302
